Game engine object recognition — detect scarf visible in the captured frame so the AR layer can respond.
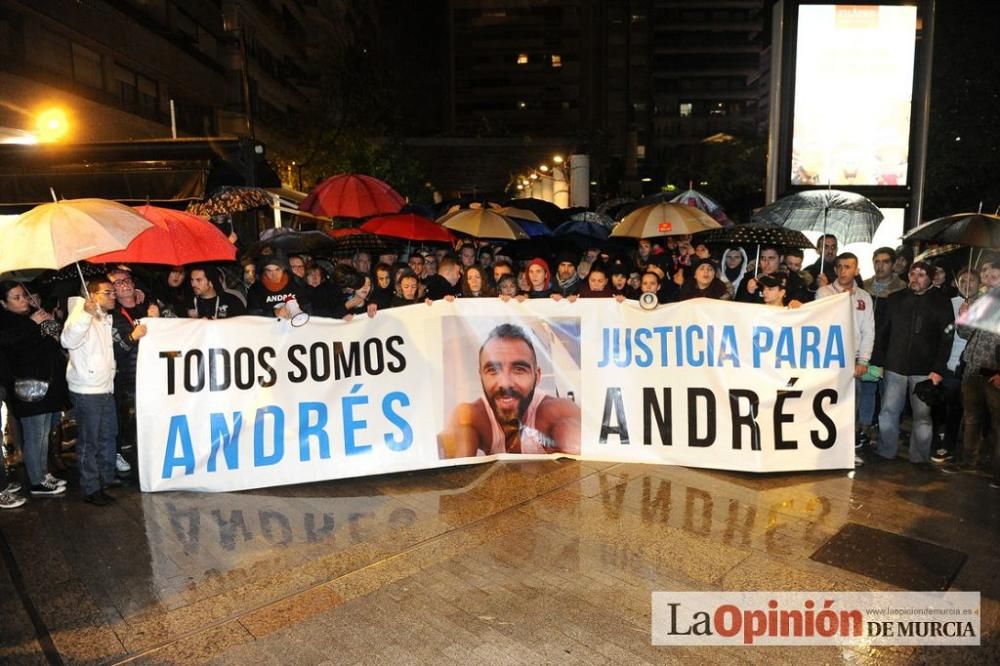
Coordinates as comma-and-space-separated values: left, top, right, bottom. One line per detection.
262, 273, 289, 292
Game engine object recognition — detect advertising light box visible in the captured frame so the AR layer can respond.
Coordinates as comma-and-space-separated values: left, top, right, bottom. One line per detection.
790, 5, 917, 187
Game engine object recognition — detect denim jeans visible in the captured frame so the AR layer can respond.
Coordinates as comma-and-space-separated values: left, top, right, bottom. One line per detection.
70, 392, 118, 495
857, 378, 878, 428
20, 412, 57, 486
878, 371, 934, 462
959, 375, 1000, 481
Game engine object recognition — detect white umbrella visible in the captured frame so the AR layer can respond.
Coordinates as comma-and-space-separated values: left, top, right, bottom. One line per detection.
0, 198, 152, 288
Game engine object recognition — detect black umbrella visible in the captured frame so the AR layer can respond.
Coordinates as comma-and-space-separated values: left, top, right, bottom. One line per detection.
502, 197, 567, 228
247, 230, 339, 258
694, 222, 815, 279
552, 219, 611, 251
903, 212, 1000, 290
694, 222, 815, 250
903, 212, 1000, 249
596, 197, 638, 221
327, 231, 403, 259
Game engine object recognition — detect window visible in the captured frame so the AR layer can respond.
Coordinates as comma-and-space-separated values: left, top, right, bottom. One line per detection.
114, 63, 138, 106
72, 43, 103, 89
137, 74, 158, 112
32, 28, 72, 77
516, 53, 528, 64
679, 103, 692, 117
551, 54, 562, 68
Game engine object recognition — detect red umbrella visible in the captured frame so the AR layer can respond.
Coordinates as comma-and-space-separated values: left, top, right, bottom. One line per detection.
300, 174, 405, 218
361, 212, 455, 243
88, 204, 236, 265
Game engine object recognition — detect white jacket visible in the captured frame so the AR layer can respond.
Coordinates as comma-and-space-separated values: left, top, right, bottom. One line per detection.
60, 297, 116, 394
816, 283, 875, 363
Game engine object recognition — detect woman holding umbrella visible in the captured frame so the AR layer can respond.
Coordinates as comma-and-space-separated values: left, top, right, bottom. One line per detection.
0, 282, 69, 496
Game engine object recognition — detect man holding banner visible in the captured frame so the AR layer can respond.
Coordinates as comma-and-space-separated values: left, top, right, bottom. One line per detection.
438, 323, 581, 458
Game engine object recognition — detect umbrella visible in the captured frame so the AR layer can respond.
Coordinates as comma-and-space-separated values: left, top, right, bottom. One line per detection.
552, 219, 611, 250
914, 244, 963, 263
752, 189, 883, 276
0, 199, 152, 286
513, 219, 553, 238
958, 287, 1000, 335
669, 188, 732, 225
498, 206, 543, 224
596, 197, 640, 221
300, 174, 404, 218
248, 230, 339, 257
611, 202, 722, 239
568, 210, 614, 228
903, 212, 1000, 249
88, 204, 236, 265
693, 222, 815, 250
438, 208, 528, 241
361, 212, 455, 244
435, 197, 504, 217
327, 231, 403, 259
693, 222, 815, 278
903, 212, 1000, 292
186, 186, 274, 217
753, 189, 883, 243
502, 198, 566, 227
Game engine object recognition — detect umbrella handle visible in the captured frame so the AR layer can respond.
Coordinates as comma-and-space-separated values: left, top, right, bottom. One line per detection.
75, 262, 88, 297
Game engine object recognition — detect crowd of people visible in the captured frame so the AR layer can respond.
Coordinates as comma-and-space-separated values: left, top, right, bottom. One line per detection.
1, 228, 998, 508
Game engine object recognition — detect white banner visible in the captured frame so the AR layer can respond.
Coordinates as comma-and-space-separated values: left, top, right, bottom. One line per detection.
137, 294, 856, 492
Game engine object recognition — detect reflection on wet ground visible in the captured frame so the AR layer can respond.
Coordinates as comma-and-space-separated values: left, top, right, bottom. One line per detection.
1, 459, 997, 664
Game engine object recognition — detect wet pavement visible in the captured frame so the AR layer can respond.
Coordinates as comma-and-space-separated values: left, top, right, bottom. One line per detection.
1, 457, 998, 664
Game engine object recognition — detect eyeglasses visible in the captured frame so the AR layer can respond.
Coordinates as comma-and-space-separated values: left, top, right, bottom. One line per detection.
96, 290, 114, 296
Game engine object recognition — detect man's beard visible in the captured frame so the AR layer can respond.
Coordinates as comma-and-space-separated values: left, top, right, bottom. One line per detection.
486, 384, 536, 426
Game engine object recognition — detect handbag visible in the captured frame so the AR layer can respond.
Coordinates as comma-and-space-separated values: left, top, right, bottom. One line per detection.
14, 378, 49, 403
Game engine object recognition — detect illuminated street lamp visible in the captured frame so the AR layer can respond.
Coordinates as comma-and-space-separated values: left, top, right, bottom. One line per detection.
35, 107, 70, 142
553, 155, 564, 165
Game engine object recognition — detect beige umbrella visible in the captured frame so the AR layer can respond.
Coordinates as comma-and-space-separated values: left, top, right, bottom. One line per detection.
438, 208, 529, 241
498, 206, 544, 224
0, 198, 152, 285
611, 202, 722, 239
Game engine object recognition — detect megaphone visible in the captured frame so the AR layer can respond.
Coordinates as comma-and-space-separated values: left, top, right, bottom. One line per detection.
286, 296, 309, 327
275, 296, 310, 327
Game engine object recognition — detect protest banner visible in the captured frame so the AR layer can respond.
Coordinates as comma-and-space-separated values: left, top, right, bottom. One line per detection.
137, 294, 855, 492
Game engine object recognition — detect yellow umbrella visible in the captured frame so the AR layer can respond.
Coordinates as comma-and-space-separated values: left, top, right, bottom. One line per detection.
611, 202, 722, 239
0, 198, 152, 283
437, 208, 529, 241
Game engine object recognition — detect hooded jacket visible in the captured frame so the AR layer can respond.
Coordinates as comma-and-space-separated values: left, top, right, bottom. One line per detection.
60, 297, 116, 394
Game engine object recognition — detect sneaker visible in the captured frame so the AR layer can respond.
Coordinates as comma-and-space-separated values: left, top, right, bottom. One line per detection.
2, 481, 21, 494
854, 454, 865, 467
856, 432, 870, 450
0, 491, 26, 509
43, 473, 67, 487
930, 448, 952, 464
116, 453, 131, 474
83, 492, 110, 507
97, 489, 116, 503
30, 481, 66, 496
